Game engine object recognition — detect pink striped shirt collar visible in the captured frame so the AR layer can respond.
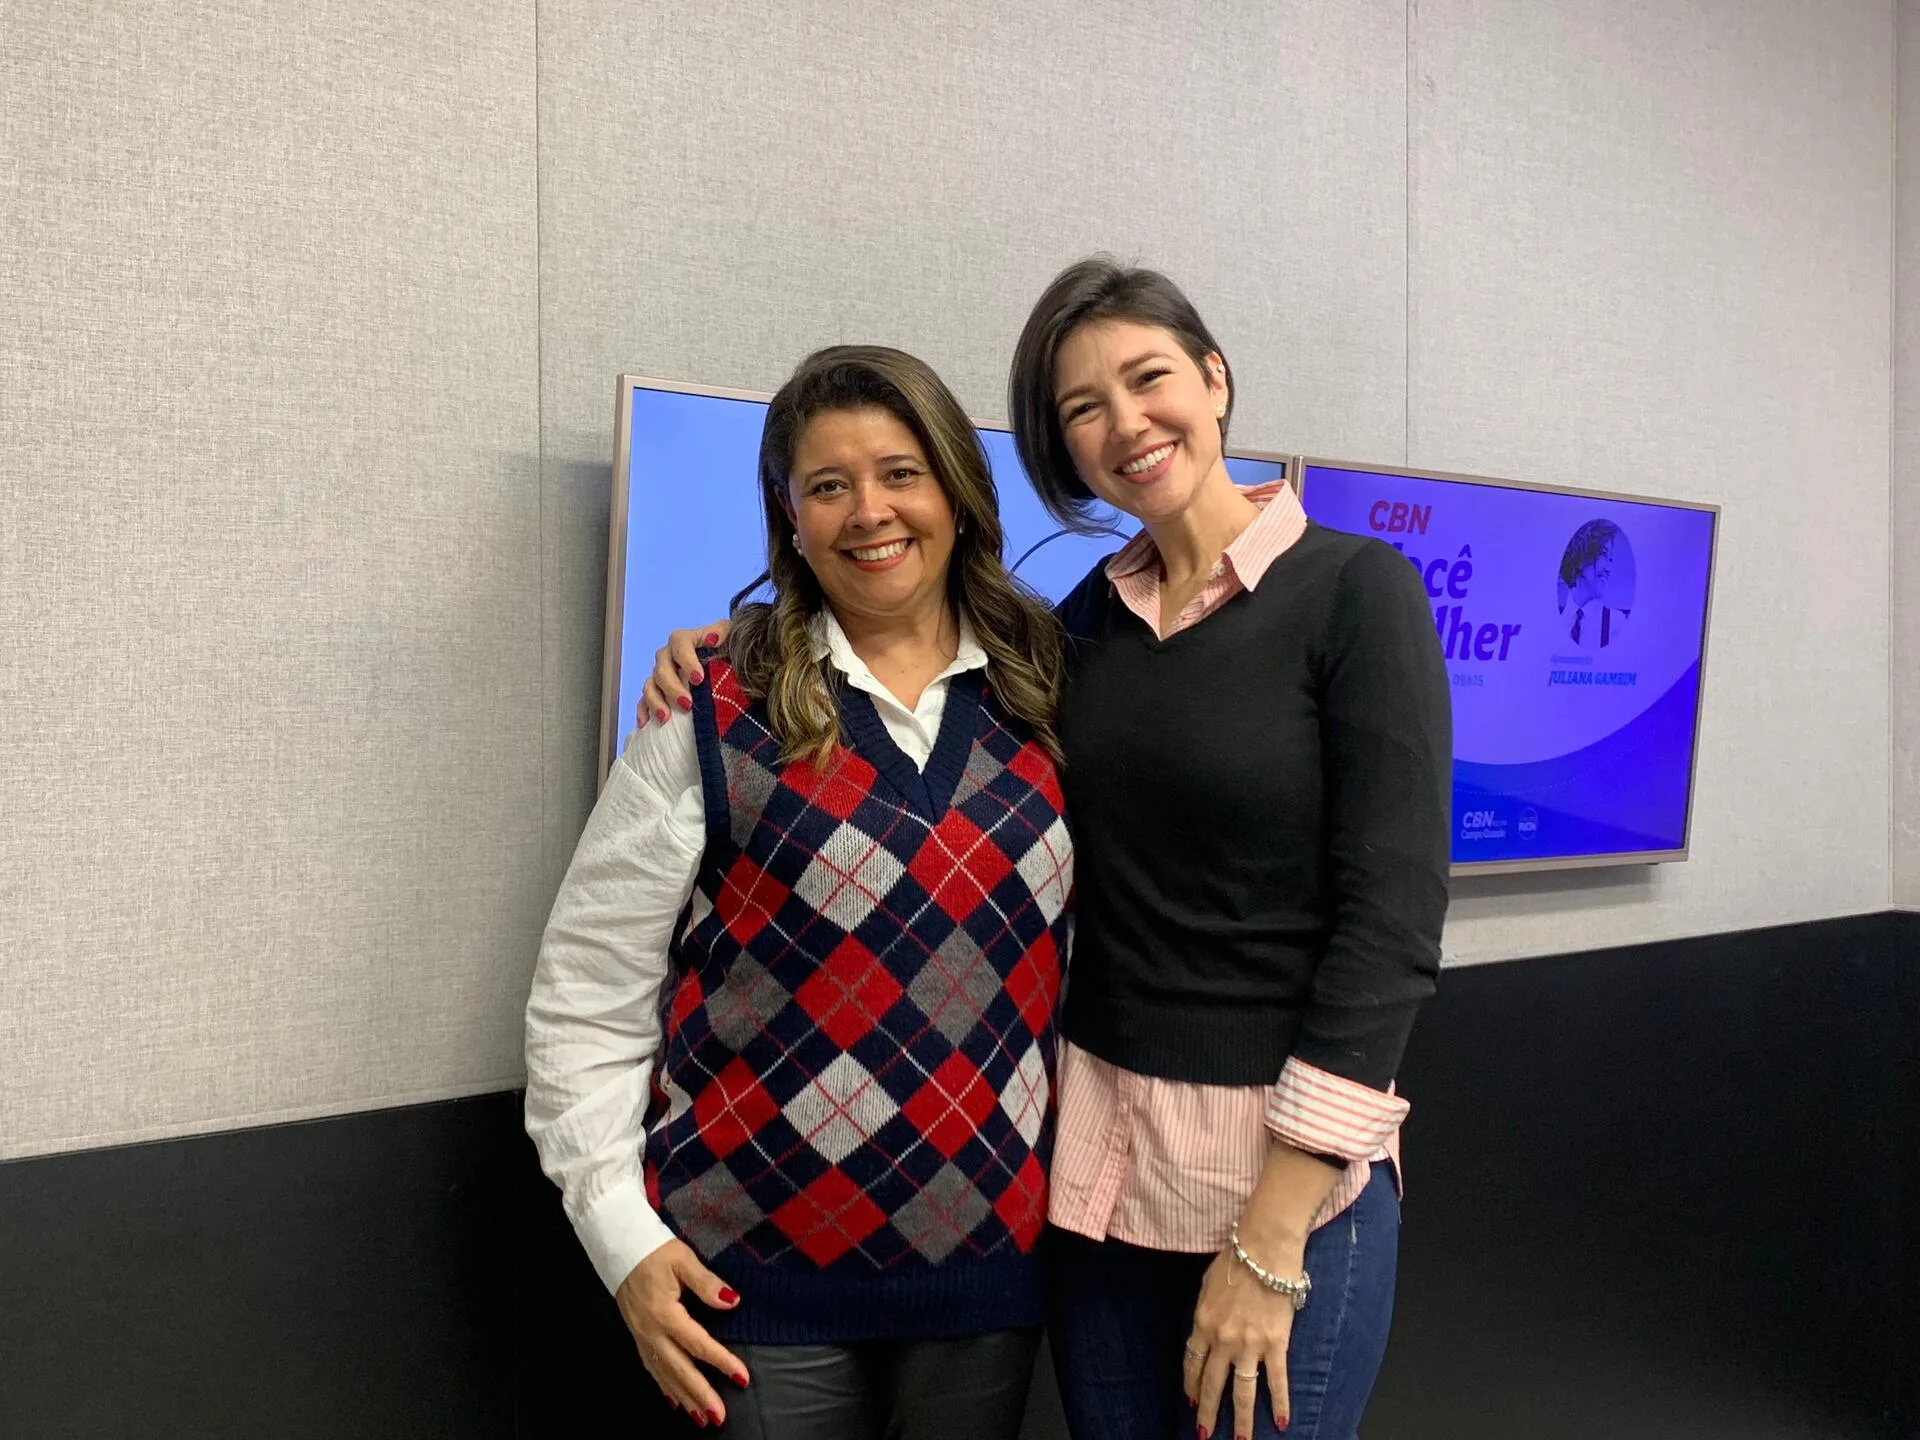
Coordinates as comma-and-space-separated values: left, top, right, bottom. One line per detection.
1103, 479, 1308, 592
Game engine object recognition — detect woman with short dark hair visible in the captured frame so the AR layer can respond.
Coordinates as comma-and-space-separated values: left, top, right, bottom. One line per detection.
1008, 258, 1449, 1440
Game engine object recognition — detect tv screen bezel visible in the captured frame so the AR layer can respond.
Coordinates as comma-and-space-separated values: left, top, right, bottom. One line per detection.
1297, 456, 1722, 878
602, 373, 1295, 786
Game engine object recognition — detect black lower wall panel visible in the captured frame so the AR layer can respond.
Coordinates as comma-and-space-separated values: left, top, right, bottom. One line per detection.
2, 913, 1915, 1439
1367, 911, 1920, 1440
0, 1093, 524, 1440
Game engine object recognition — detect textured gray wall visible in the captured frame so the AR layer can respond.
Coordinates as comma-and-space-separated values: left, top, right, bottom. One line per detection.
0, 1, 541, 1160
0, 0, 1899, 1160
1898, 0, 1920, 908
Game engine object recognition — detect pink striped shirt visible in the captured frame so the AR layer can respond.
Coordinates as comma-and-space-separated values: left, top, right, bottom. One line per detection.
1049, 481, 1410, 1252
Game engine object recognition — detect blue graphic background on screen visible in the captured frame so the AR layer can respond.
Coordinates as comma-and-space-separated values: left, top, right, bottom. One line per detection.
615, 386, 1287, 761
1301, 465, 1716, 864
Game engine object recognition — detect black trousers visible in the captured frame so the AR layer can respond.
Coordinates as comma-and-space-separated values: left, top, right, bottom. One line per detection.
714, 1329, 1041, 1440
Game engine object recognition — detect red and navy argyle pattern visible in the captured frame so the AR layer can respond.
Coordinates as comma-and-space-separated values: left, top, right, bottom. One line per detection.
642, 658, 1071, 1343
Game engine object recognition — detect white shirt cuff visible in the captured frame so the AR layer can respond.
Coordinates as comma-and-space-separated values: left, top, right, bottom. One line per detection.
576, 1175, 678, 1294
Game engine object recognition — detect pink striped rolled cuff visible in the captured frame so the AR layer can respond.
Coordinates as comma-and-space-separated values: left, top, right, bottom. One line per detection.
1264, 1057, 1408, 1160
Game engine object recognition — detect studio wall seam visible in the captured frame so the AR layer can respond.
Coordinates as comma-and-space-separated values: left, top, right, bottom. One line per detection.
1895, 0, 1905, 914
1896, 0, 1920, 910
1406, 0, 1418, 468
536, 1, 550, 948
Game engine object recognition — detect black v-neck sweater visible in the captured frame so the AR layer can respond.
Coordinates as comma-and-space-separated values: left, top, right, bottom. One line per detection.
1053, 523, 1452, 1091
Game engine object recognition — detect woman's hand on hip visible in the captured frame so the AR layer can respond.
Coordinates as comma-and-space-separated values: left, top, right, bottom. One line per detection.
1183, 1140, 1341, 1434
1184, 1244, 1302, 1439
615, 1239, 748, 1427
635, 621, 730, 726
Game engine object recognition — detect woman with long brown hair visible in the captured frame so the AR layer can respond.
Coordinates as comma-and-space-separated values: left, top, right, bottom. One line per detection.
526, 346, 1074, 1439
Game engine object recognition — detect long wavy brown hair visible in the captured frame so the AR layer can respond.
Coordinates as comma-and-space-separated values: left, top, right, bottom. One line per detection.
727, 345, 1065, 769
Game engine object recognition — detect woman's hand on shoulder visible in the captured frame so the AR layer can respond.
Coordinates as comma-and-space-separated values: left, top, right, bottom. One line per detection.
635, 620, 731, 727
615, 1238, 749, 1426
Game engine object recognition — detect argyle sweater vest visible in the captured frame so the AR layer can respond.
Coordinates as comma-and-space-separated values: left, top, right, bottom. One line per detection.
642, 658, 1072, 1344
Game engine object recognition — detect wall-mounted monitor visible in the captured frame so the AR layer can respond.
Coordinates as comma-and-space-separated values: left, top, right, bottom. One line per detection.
1298, 459, 1720, 875
602, 376, 1292, 782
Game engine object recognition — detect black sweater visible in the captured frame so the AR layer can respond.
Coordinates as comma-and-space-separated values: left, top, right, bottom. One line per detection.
1054, 523, 1452, 1092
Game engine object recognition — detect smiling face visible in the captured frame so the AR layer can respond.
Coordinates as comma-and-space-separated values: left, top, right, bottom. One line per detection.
785, 406, 957, 628
1050, 319, 1233, 526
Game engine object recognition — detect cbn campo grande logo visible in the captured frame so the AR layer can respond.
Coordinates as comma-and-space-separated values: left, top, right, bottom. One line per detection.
1556, 520, 1636, 649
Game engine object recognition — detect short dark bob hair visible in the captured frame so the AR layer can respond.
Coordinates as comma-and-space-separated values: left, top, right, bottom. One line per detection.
1007, 256, 1234, 532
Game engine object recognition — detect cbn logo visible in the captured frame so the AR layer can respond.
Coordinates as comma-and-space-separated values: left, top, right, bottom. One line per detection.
1368, 500, 1432, 534
1461, 810, 1497, 830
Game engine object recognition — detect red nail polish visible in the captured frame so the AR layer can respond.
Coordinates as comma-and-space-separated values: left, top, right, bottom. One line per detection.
733, 1371, 749, 1386
690, 667, 704, 684
656, 709, 669, 723
704, 633, 721, 646
676, 694, 692, 711
710, 1411, 725, 1427
718, 1286, 739, 1304
1188, 1396, 1198, 1409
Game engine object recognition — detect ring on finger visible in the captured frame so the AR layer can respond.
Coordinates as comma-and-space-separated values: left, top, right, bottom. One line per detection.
1232, 1365, 1260, 1383
1184, 1342, 1208, 1359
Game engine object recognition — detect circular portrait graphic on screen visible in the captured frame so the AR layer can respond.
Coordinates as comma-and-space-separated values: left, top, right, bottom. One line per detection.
1556, 520, 1636, 649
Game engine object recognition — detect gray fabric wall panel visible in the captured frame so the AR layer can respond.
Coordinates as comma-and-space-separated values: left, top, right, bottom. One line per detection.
1897, 0, 1920, 908
1, 2, 541, 1158
6, 0, 1906, 1161
1408, 0, 1895, 961
534, 0, 1412, 888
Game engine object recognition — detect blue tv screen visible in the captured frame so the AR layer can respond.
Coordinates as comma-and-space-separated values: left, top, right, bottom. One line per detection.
600, 377, 1291, 779
1298, 460, 1719, 872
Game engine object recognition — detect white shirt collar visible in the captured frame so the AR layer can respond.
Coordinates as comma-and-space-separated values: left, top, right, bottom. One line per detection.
808, 608, 988, 690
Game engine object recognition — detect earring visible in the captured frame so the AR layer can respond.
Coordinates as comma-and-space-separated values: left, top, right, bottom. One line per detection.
791, 533, 803, 551
957, 515, 966, 535
1216, 404, 1226, 418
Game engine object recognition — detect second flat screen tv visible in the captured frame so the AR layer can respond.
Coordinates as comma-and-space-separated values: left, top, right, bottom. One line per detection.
1298, 459, 1720, 874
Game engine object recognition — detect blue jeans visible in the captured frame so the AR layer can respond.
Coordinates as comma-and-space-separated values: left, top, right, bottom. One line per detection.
1045, 1165, 1400, 1440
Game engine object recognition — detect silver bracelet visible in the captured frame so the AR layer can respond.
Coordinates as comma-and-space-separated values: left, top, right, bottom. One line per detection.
1228, 1223, 1312, 1311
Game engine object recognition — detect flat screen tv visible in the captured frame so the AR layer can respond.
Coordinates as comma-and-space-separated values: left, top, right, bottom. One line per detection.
601, 376, 1293, 781
1297, 459, 1720, 874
